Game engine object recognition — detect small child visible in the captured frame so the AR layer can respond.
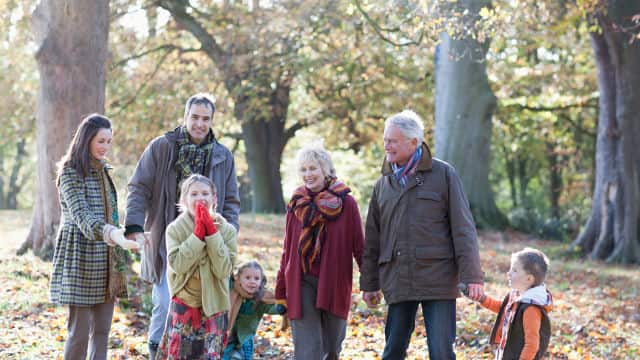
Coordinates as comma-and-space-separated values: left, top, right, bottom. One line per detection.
156, 174, 237, 360
475, 247, 553, 360
223, 261, 287, 360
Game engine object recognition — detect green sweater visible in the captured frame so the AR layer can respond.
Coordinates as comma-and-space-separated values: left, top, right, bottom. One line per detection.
166, 211, 237, 316
228, 285, 286, 345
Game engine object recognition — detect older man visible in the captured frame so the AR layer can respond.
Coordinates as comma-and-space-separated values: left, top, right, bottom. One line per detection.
124, 93, 240, 358
360, 110, 484, 359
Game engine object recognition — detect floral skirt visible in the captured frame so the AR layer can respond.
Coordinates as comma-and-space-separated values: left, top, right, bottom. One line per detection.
156, 297, 228, 360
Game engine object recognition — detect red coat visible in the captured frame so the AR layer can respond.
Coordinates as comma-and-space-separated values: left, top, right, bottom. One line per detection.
275, 195, 364, 320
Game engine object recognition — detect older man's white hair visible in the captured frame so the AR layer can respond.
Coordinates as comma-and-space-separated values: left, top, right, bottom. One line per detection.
384, 110, 425, 144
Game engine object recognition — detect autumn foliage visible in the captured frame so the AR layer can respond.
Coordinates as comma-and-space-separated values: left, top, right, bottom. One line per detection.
0, 212, 638, 359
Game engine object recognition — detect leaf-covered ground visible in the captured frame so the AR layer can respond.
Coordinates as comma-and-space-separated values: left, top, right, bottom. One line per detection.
0, 211, 638, 359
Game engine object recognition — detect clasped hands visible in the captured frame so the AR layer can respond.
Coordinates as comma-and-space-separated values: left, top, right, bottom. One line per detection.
193, 201, 217, 240
104, 225, 143, 250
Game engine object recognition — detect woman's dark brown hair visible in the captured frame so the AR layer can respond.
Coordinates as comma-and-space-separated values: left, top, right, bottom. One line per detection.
56, 114, 112, 184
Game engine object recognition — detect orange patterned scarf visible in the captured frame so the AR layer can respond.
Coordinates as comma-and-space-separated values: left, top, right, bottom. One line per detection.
288, 178, 350, 273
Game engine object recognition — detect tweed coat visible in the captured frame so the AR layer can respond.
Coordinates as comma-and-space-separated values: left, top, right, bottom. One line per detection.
49, 164, 121, 306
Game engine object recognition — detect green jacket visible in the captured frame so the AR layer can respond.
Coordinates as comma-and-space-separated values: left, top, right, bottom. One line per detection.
166, 211, 237, 316
228, 279, 286, 346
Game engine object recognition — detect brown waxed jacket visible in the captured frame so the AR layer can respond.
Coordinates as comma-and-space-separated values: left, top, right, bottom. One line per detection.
360, 142, 483, 304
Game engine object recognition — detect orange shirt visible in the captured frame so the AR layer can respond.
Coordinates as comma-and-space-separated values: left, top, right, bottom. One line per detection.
481, 294, 543, 360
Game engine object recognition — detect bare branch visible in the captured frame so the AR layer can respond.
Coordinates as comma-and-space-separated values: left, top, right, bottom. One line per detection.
157, 0, 227, 63
353, 0, 423, 47
284, 122, 306, 141
110, 44, 199, 69
501, 96, 598, 113
558, 113, 597, 138
111, 48, 174, 115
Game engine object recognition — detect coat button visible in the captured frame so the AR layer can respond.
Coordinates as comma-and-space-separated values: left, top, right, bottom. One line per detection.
396, 251, 401, 256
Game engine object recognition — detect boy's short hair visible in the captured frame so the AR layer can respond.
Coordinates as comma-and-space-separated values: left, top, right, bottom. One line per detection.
512, 247, 550, 287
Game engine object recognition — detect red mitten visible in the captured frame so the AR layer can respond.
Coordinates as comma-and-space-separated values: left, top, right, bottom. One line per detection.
193, 203, 207, 241
204, 216, 217, 236
201, 205, 217, 236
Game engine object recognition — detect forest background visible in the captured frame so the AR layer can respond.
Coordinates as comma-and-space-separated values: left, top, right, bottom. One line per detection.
0, 0, 638, 358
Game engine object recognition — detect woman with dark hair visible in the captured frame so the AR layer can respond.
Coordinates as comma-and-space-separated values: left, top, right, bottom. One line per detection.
49, 114, 138, 360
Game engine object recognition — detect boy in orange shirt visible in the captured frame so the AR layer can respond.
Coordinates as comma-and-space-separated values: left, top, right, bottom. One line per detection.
471, 247, 553, 360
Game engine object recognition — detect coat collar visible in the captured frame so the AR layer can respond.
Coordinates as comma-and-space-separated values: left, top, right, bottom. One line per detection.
381, 142, 433, 175
165, 126, 229, 167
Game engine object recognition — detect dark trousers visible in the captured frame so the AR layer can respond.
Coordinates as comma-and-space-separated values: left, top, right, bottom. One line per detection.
382, 299, 456, 360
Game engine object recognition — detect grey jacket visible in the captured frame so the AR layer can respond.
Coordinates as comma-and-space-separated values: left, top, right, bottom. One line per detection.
360, 142, 483, 304
125, 127, 240, 284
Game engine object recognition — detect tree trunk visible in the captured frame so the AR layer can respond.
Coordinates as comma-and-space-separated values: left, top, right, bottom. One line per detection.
240, 119, 287, 213
504, 149, 518, 208
571, 1, 640, 264
517, 155, 530, 206
5, 138, 28, 209
434, 0, 507, 229
0, 154, 4, 208
19, 0, 109, 258
232, 79, 293, 213
546, 142, 562, 219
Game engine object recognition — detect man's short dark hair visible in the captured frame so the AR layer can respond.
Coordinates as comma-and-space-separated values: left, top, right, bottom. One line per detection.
184, 93, 216, 119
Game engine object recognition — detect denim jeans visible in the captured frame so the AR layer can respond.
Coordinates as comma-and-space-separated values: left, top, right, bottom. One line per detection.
382, 299, 456, 360
149, 270, 170, 345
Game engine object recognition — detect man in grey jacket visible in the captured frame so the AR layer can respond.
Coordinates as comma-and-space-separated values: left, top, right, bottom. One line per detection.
124, 93, 240, 358
360, 110, 484, 360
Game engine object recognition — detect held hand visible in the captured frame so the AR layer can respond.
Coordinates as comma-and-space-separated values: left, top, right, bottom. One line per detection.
460, 283, 484, 302
467, 283, 484, 302
110, 228, 141, 250
362, 291, 382, 308
126, 232, 150, 249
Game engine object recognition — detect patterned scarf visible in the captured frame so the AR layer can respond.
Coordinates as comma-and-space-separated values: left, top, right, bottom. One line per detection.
91, 158, 127, 299
498, 289, 520, 355
174, 126, 215, 186
391, 146, 422, 187
288, 178, 350, 273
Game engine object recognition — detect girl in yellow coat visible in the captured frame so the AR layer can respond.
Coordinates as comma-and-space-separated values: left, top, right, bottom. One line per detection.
156, 174, 237, 359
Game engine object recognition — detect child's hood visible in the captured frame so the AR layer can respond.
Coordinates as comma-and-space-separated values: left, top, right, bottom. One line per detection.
518, 284, 553, 312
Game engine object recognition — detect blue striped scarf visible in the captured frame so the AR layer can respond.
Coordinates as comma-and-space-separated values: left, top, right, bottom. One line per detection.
391, 146, 422, 187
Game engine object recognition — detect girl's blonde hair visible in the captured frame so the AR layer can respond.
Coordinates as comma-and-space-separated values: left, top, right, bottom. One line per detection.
234, 260, 267, 299
177, 174, 217, 213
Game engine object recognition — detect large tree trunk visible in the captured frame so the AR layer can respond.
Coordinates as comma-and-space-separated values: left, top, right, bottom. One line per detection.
434, 0, 507, 229
571, 1, 640, 264
233, 80, 292, 213
19, 0, 109, 258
